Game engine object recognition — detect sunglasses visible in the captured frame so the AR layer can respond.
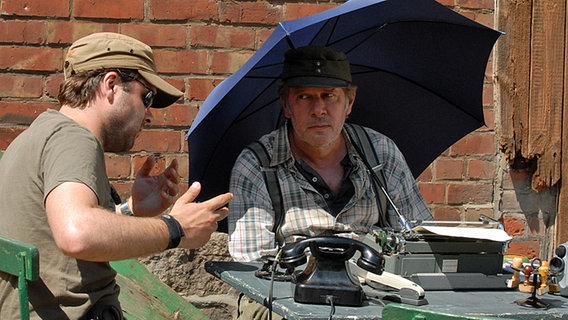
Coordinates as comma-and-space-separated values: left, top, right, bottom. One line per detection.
116, 69, 156, 108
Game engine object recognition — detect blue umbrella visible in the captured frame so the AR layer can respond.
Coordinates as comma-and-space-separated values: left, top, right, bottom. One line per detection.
186, 0, 502, 231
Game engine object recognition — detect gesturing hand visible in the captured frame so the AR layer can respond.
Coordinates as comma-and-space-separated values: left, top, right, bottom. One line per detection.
131, 156, 180, 217
170, 182, 233, 249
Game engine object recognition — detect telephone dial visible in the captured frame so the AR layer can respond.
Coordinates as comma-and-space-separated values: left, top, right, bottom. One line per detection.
279, 236, 384, 306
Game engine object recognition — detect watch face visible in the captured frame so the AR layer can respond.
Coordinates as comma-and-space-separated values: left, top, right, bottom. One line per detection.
120, 202, 133, 216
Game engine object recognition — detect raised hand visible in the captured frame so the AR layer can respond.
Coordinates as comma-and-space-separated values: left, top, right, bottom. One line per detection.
131, 156, 180, 217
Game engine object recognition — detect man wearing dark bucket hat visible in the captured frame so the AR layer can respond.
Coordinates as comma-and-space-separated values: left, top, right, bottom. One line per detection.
0, 32, 233, 320
228, 46, 432, 319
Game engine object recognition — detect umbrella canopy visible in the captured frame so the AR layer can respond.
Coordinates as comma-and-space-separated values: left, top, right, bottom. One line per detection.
186, 0, 502, 231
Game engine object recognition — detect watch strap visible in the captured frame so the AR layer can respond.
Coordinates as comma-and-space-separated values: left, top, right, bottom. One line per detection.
160, 215, 185, 249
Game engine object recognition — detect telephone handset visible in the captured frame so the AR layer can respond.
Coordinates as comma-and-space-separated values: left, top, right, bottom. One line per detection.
280, 236, 384, 273
279, 236, 384, 306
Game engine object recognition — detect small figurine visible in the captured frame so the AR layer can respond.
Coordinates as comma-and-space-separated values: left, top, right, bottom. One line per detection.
507, 257, 523, 288
515, 258, 549, 309
518, 263, 534, 293
537, 260, 549, 295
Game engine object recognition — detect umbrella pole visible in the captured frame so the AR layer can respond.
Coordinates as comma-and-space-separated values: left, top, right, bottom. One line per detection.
371, 165, 413, 232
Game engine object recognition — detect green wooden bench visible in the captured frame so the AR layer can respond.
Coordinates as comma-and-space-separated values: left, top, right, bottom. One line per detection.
0, 239, 210, 320
0, 236, 39, 320
111, 259, 210, 320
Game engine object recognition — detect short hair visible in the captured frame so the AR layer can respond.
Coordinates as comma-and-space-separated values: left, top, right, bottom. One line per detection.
58, 69, 138, 109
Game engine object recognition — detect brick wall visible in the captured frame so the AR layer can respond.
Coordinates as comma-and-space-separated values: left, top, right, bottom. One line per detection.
0, 0, 558, 317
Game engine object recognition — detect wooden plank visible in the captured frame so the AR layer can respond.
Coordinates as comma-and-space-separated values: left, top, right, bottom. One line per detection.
495, 0, 532, 163
527, 0, 565, 191
111, 259, 210, 320
558, 1, 568, 244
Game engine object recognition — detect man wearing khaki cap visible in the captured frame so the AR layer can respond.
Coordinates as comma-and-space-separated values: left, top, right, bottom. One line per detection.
0, 32, 233, 320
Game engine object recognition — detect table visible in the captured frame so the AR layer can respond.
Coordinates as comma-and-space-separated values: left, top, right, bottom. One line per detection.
205, 261, 568, 320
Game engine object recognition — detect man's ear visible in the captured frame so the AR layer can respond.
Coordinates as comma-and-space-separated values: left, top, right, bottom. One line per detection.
281, 96, 292, 119
101, 71, 119, 104
345, 90, 356, 116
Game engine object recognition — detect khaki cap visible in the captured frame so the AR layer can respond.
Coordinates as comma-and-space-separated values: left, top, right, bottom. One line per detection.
64, 32, 183, 108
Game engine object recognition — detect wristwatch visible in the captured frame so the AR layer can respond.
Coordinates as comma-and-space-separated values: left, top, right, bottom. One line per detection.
160, 214, 185, 249
119, 202, 133, 216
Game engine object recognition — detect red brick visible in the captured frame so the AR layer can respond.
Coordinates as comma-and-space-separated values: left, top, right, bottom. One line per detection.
416, 164, 432, 182
467, 159, 495, 180
73, 0, 143, 19
121, 24, 189, 48
45, 74, 65, 99
475, 11, 495, 29
479, 108, 494, 131
436, 0, 456, 6
0, 127, 25, 149
284, 3, 337, 20
0, 20, 45, 44
502, 215, 526, 236
0, 74, 43, 98
182, 128, 191, 153
150, 0, 218, 21
457, 11, 476, 21
154, 49, 209, 74
463, 207, 495, 221
500, 190, 532, 213
210, 51, 253, 74
447, 182, 493, 204
501, 167, 532, 190
105, 154, 132, 179
1, 0, 70, 17
458, 0, 494, 10
0, 47, 63, 72
435, 158, 464, 180
418, 182, 446, 204
150, 104, 193, 128
0, 101, 55, 125
46, 21, 119, 45
219, 1, 283, 24
187, 78, 223, 101
432, 206, 461, 221
450, 132, 495, 156
256, 28, 275, 48
132, 154, 168, 177
482, 83, 493, 106
506, 240, 540, 259
168, 153, 189, 180
190, 25, 256, 49
133, 130, 183, 153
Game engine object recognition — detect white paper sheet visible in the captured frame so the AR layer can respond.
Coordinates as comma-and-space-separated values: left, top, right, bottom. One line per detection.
411, 225, 512, 242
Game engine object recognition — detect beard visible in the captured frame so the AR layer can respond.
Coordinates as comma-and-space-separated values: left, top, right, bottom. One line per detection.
101, 97, 142, 152
101, 116, 138, 152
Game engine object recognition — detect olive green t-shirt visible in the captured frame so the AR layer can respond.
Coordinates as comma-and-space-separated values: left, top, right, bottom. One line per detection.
0, 109, 119, 319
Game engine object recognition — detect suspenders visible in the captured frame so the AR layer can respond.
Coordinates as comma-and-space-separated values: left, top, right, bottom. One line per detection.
245, 123, 389, 245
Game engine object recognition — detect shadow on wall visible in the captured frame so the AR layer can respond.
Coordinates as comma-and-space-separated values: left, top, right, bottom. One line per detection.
504, 157, 558, 258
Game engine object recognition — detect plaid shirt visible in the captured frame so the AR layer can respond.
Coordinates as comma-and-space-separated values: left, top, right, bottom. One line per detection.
228, 123, 432, 262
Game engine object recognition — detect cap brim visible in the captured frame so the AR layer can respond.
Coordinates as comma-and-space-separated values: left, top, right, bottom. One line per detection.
285, 76, 350, 88
138, 70, 183, 108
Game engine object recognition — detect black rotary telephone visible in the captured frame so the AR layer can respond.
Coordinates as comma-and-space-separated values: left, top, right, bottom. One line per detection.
279, 236, 384, 306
